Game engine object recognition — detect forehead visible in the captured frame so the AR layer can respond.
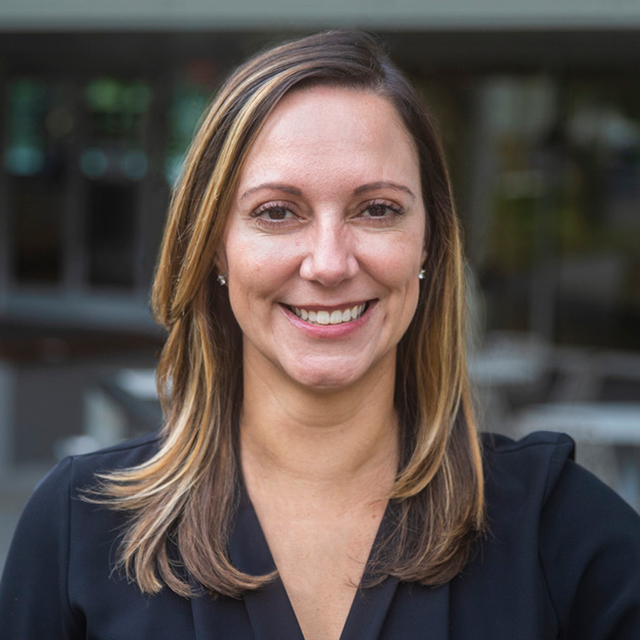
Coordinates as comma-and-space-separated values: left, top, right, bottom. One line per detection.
237, 85, 420, 191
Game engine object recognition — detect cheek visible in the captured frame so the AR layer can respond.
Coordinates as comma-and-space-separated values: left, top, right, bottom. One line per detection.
225, 230, 274, 286
361, 233, 424, 287
224, 234, 294, 321
225, 223, 302, 273
367, 236, 424, 326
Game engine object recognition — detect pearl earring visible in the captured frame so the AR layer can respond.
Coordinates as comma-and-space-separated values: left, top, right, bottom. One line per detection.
418, 269, 426, 280
217, 274, 227, 286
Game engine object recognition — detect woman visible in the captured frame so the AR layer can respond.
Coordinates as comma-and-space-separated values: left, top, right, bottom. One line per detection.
1, 31, 639, 640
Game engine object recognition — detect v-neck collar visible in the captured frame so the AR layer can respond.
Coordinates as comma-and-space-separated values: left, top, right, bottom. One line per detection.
230, 491, 305, 640
231, 491, 399, 640
191, 491, 450, 640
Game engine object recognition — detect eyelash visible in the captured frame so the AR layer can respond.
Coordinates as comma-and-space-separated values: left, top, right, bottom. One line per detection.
358, 200, 406, 221
249, 202, 300, 228
249, 199, 406, 229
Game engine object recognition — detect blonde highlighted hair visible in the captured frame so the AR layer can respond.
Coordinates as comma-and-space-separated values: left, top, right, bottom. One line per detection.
92, 30, 485, 597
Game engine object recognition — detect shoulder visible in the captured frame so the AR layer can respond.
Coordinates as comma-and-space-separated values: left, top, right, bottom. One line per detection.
480, 429, 640, 532
0, 432, 178, 638
478, 431, 640, 638
15, 431, 161, 536
481, 430, 575, 497
481, 429, 640, 522
480, 430, 577, 520
21, 431, 162, 582
10, 431, 161, 524
61, 430, 162, 487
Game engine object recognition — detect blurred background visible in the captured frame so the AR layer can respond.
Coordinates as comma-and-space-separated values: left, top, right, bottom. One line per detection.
2, 1, 640, 568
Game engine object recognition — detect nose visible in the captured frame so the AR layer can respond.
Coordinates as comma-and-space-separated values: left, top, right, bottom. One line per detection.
299, 218, 359, 287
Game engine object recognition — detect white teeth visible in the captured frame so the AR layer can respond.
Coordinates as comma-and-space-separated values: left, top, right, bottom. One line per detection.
291, 303, 367, 325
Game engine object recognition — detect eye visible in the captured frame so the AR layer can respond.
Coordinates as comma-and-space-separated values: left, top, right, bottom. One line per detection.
358, 201, 405, 220
253, 205, 295, 220
249, 202, 302, 229
363, 204, 396, 217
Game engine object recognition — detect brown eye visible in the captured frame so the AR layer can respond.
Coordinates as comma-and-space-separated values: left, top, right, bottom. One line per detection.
361, 202, 403, 219
251, 204, 297, 223
366, 204, 390, 217
266, 207, 290, 220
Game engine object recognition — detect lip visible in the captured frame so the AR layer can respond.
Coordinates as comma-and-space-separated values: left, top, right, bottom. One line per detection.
280, 299, 377, 338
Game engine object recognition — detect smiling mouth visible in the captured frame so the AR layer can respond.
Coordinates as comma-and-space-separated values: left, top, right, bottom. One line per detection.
287, 302, 370, 326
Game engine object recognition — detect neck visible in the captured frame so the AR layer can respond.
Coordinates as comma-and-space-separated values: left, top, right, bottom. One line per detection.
240, 353, 399, 502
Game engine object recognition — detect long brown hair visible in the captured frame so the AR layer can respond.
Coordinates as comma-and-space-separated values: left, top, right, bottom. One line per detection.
92, 30, 485, 598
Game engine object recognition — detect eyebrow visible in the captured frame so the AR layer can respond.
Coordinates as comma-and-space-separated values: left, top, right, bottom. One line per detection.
240, 181, 416, 201
353, 181, 416, 200
239, 183, 302, 201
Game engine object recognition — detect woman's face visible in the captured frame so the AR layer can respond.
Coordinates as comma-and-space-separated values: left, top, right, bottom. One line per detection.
219, 86, 426, 392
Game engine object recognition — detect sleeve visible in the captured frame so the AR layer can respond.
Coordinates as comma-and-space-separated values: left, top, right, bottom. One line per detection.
0, 457, 85, 639
540, 458, 640, 640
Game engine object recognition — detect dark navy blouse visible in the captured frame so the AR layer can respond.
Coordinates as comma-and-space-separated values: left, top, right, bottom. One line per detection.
2, 431, 640, 639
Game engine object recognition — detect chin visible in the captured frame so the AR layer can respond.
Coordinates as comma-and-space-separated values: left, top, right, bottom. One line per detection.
293, 373, 359, 392
285, 360, 371, 392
